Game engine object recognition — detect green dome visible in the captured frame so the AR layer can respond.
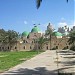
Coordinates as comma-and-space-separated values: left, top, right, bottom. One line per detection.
31, 26, 40, 33
52, 32, 62, 36
22, 31, 29, 37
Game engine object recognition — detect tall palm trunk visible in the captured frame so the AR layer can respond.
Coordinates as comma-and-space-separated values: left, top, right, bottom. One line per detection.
50, 34, 51, 50
73, 42, 74, 50
9, 42, 12, 51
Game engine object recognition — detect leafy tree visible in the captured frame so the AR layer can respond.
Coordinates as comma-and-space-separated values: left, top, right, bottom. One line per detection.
68, 30, 75, 51
36, 0, 68, 9
0, 29, 19, 51
0, 29, 6, 43
4, 30, 19, 50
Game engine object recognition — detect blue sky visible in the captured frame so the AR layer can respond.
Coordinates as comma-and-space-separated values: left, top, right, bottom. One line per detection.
0, 0, 74, 33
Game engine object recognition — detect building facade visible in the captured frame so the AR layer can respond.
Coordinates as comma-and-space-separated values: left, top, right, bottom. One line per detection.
0, 25, 71, 51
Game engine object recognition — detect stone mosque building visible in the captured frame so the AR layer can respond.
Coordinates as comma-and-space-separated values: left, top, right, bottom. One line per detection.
0, 23, 71, 51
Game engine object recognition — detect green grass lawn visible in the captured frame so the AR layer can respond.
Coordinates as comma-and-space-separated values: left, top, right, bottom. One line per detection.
0, 50, 42, 72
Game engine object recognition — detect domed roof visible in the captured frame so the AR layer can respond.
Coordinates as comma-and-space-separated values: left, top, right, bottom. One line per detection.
52, 32, 62, 36
31, 26, 40, 33
22, 31, 29, 37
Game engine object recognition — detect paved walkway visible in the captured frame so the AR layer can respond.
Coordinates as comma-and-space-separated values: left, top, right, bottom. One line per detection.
1, 50, 75, 75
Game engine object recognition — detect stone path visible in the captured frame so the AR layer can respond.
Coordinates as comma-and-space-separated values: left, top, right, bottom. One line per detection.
0, 50, 75, 75
57, 50, 75, 74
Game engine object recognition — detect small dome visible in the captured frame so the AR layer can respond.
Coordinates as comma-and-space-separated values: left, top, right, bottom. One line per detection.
31, 26, 40, 33
22, 31, 29, 37
52, 32, 62, 36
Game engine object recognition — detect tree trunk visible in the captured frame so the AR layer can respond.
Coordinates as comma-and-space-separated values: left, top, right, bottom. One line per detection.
9, 43, 11, 51
50, 34, 51, 50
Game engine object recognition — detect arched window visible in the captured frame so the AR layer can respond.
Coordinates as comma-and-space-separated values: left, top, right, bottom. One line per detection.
30, 46, 32, 49
46, 46, 48, 50
15, 47, 17, 49
8, 46, 9, 50
56, 46, 58, 49
26, 41, 28, 43
23, 40, 28, 43
23, 46, 25, 49
66, 46, 68, 49
38, 47, 40, 49
32, 41, 33, 43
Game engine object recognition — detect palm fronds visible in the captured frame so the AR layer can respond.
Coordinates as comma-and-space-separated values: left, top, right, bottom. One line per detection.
67, 0, 68, 3
36, 0, 68, 9
68, 31, 75, 45
36, 0, 42, 9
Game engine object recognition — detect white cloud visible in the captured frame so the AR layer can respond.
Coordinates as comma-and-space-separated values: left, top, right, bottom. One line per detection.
72, 21, 75, 25
58, 22, 67, 27
58, 20, 75, 30
58, 17, 75, 27
24, 21, 28, 25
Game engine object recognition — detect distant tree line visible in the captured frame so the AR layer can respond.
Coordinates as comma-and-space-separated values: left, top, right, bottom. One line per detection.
68, 30, 75, 51
0, 29, 19, 51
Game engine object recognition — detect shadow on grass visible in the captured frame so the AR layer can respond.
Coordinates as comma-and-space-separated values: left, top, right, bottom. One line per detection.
3, 67, 75, 75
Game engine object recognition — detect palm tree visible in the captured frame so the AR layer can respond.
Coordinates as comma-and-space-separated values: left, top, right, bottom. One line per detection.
36, 0, 42, 9
45, 30, 53, 50
36, 0, 68, 9
45, 23, 54, 50
38, 36, 48, 50
68, 30, 75, 51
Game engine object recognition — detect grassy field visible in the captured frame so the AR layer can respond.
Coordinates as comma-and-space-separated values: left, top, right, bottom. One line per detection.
0, 50, 42, 72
